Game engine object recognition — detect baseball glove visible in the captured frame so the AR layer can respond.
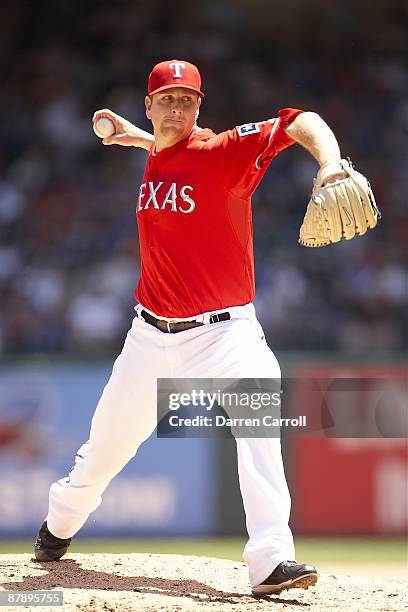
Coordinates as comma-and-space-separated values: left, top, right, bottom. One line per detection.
299, 159, 380, 247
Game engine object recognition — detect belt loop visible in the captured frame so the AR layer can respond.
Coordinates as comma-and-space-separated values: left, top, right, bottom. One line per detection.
135, 305, 145, 321
202, 312, 212, 325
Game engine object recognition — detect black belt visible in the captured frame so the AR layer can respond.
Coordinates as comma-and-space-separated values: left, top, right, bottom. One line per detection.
140, 309, 231, 333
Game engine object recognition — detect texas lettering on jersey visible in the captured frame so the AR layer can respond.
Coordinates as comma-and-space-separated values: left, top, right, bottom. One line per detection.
135, 108, 304, 317
137, 181, 195, 214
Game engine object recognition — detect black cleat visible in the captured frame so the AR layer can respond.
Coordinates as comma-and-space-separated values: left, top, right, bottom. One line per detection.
34, 521, 71, 562
252, 560, 318, 596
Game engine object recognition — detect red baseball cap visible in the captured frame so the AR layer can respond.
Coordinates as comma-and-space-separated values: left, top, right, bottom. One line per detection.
148, 59, 204, 97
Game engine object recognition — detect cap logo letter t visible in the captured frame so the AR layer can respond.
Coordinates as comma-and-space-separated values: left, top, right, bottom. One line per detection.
169, 62, 186, 78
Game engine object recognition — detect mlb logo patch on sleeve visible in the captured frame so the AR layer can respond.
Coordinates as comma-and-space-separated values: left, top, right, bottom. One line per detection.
237, 123, 260, 136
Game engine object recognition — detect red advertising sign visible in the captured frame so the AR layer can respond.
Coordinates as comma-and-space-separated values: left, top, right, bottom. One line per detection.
290, 366, 407, 535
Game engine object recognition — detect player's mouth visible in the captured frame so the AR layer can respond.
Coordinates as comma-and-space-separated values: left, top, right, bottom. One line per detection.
164, 117, 184, 124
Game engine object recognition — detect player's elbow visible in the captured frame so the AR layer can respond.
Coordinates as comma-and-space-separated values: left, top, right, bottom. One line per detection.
285, 111, 330, 139
288, 111, 324, 129
300, 111, 322, 121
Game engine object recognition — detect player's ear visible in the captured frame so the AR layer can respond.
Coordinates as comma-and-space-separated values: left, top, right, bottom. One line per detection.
195, 96, 201, 121
145, 95, 152, 120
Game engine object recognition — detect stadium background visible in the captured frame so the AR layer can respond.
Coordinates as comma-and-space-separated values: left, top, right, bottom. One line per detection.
0, 0, 406, 578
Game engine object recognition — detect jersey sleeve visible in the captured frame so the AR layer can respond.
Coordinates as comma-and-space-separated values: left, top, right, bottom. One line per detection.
220, 108, 304, 197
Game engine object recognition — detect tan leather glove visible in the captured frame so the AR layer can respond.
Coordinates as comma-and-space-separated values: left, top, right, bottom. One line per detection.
299, 159, 380, 247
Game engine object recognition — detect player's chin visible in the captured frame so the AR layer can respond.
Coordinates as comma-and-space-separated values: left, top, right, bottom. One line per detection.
161, 120, 186, 133
162, 126, 189, 142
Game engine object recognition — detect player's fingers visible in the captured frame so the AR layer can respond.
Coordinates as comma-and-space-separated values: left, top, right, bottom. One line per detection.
93, 108, 111, 117
102, 132, 130, 147
102, 136, 116, 145
93, 110, 104, 122
102, 133, 126, 145
93, 108, 116, 123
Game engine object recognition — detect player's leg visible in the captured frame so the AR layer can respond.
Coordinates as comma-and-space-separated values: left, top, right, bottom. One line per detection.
235, 436, 295, 588
226, 336, 296, 588
213, 312, 317, 591
44, 316, 166, 541
223, 326, 296, 587
177, 305, 313, 591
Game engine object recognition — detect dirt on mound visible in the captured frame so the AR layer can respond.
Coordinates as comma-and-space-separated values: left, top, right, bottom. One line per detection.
0, 553, 406, 611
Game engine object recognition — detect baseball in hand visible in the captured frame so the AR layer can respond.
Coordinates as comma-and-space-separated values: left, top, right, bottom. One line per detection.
93, 117, 116, 139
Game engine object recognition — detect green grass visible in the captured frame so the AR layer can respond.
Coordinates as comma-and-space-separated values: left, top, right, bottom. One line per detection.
0, 537, 406, 564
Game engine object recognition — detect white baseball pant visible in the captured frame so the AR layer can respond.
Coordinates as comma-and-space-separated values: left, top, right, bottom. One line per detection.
46, 302, 295, 587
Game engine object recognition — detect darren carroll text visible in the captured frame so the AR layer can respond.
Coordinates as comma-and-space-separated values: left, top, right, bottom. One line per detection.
167, 415, 307, 428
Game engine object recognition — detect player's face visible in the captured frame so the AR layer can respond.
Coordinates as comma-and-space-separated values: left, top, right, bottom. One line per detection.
145, 88, 201, 149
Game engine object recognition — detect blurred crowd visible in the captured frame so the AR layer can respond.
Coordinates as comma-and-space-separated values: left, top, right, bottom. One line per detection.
0, 0, 406, 354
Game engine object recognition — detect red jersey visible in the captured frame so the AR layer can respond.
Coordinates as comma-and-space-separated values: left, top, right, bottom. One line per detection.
135, 108, 303, 317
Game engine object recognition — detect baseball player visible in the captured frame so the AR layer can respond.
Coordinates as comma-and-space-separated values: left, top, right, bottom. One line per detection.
34, 60, 378, 596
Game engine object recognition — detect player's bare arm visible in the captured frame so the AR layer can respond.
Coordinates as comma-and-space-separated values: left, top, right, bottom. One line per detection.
92, 108, 155, 150
284, 111, 344, 177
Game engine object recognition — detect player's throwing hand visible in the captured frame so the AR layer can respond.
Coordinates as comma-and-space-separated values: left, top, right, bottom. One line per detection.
92, 108, 154, 150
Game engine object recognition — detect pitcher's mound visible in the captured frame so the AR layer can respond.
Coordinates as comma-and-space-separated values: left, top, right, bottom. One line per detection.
0, 553, 406, 611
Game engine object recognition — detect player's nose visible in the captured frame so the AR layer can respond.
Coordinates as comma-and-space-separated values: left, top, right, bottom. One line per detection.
171, 99, 184, 113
